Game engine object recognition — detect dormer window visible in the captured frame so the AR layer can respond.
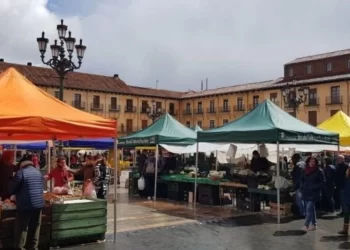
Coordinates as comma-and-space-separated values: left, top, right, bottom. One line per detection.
288, 68, 293, 77
306, 64, 312, 74
347, 59, 350, 69
326, 62, 332, 72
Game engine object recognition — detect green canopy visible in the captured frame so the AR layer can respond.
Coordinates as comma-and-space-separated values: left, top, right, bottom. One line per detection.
191, 125, 203, 132
197, 100, 339, 144
118, 113, 197, 146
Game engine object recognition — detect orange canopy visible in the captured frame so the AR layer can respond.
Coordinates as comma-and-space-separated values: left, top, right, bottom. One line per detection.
0, 67, 117, 140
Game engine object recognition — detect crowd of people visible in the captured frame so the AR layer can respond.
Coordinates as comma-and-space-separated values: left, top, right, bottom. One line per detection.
0, 150, 111, 249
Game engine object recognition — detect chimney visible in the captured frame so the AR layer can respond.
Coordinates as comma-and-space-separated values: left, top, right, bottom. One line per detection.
113, 74, 119, 78
27, 62, 32, 66
201, 80, 203, 90
205, 78, 208, 90
0, 59, 4, 62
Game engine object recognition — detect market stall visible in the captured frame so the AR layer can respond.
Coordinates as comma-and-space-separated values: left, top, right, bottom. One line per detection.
0, 68, 118, 247
197, 99, 339, 222
118, 113, 197, 200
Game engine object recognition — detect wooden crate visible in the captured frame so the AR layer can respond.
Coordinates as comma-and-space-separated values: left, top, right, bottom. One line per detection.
267, 202, 292, 216
50, 199, 107, 247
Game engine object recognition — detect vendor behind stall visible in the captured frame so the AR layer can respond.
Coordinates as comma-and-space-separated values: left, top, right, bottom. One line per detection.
45, 157, 74, 187
0, 150, 15, 200
68, 155, 95, 191
250, 150, 270, 173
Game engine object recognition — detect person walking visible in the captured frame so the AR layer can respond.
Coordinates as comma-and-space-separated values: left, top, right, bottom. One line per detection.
301, 156, 326, 231
291, 153, 306, 217
93, 156, 111, 199
11, 155, 44, 250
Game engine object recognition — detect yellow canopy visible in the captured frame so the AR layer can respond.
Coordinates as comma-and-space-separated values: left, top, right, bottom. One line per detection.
318, 111, 350, 146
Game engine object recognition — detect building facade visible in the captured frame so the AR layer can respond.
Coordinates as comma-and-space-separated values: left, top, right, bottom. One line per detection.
1, 48, 350, 136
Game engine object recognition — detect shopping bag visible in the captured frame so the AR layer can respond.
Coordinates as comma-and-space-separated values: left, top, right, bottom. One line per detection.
84, 180, 97, 199
138, 176, 145, 191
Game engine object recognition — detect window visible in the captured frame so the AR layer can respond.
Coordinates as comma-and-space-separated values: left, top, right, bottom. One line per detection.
141, 120, 148, 129
223, 99, 229, 112
209, 120, 215, 128
306, 64, 312, 74
288, 68, 293, 77
74, 93, 81, 103
308, 88, 317, 105
197, 121, 202, 128
223, 119, 228, 125
326, 62, 332, 72
270, 93, 277, 104
331, 110, 339, 116
186, 121, 191, 128
237, 97, 243, 111
156, 101, 162, 111
126, 119, 133, 132
126, 99, 134, 112
209, 100, 215, 112
186, 103, 191, 113
197, 102, 203, 113
330, 86, 341, 103
308, 111, 317, 126
93, 95, 100, 109
54, 91, 60, 99
169, 103, 175, 115
141, 100, 148, 113
110, 97, 117, 110
253, 95, 259, 108
348, 59, 350, 69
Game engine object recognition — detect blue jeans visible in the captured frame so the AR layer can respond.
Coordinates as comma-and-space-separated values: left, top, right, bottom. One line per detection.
296, 190, 305, 216
304, 201, 316, 227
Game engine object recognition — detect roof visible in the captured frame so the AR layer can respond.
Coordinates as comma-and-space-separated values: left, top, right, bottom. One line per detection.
181, 78, 283, 99
286, 48, 350, 65
0, 62, 182, 99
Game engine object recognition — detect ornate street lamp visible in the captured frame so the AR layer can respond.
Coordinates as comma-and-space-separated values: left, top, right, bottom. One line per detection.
147, 99, 163, 123
37, 19, 87, 154
36, 19, 87, 101
281, 79, 309, 116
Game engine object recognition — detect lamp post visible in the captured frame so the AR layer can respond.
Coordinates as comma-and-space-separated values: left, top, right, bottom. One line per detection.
147, 99, 162, 123
37, 19, 87, 154
281, 79, 309, 116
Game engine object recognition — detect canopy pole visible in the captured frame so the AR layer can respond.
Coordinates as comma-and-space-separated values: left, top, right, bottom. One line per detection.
215, 150, 218, 171
13, 145, 17, 165
276, 141, 281, 224
194, 142, 199, 208
67, 144, 71, 166
113, 138, 118, 242
47, 142, 51, 192
282, 147, 285, 170
153, 144, 159, 201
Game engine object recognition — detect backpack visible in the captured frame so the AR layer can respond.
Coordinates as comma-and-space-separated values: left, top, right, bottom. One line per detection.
145, 161, 155, 174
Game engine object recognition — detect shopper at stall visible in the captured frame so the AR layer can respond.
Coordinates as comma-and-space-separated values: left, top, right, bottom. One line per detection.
136, 150, 147, 174
45, 157, 74, 187
143, 152, 157, 200
11, 155, 44, 250
69, 155, 95, 192
291, 153, 305, 217
335, 155, 349, 215
32, 152, 40, 168
250, 150, 270, 173
93, 156, 110, 199
322, 157, 336, 213
300, 156, 326, 231
338, 166, 350, 235
0, 150, 15, 200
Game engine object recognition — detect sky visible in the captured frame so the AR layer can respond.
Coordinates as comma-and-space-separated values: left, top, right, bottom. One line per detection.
0, 0, 350, 91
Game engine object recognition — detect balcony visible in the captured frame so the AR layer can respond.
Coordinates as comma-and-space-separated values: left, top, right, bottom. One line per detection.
168, 109, 177, 115
219, 106, 231, 113
140, 107, 149, 114
304, 98, 319, 107
71, 101, 85, 110
248, 103, 259, 110
109, 104, 120, 112
90, 103, 103, 111
233, 105, 245, 112
326, 96, 343, 105
125, 106, 137, 113
194, 108, 204, 114
183, 109, 192, 115
207, 107, 217, 114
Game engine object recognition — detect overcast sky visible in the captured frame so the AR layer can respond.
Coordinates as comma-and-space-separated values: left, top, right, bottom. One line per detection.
0, 0, 349, 91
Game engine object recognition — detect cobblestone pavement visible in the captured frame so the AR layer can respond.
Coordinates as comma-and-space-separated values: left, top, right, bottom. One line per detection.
63, 211, 349, 250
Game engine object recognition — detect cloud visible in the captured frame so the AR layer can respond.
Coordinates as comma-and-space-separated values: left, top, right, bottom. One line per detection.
0, 0, 349, 91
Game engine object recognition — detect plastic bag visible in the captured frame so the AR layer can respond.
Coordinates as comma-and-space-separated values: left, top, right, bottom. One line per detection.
84, 180, 97, 199
138, 176, 145, 191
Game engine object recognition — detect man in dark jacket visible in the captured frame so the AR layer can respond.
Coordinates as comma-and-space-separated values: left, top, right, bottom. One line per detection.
250, 150, 270, 173
322, 158, 336, 213
335, 155, 349, 215
291, 153, 305, 216
11, 156, 44, 250
136, 150, 146, 174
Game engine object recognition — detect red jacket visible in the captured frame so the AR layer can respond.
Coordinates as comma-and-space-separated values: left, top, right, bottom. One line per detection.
47, 167, 74, 187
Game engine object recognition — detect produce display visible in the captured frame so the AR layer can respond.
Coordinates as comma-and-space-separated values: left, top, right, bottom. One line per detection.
0, 199, 16, 210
